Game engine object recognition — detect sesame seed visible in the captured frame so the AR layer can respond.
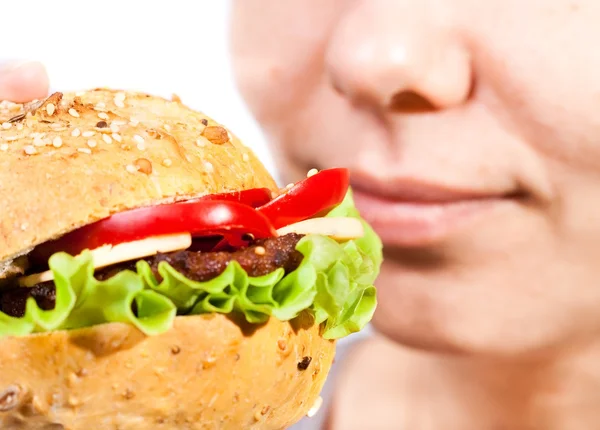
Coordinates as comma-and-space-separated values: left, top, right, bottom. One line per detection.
242, 153, 250, 162
133, 135, 144, 145
112, 133, 122, 143
24, 145, 37, 155
103, 134, 113, 144
1, 122, 11, 130
307, 168, 319, 177
75, 91, 86, 97
162, 158, 173, 167
164, 124, 172, 132
110, 123, 120, 133
286, 183, 295, 189
82, 131, 95, 137
114, 99, 125, 108
33, 136, 45, 147
134, 158, 153, 174
78, 147, 92, 154
96, 102, 106, 108
306, 397, 324, 418
0, 144, 8, 151
46, 103, 55, 116
20, 222, 28, 231
68, 108, 79, 118
4, 135, 18, 141
125, 164, 138, 173
129, 118, 139, 126
254, 246, 266, 256
71, 128, 81, 137
203, 161, 214, 173
96, 120, 108, 128
196, 138, 206, 147
98, 112, 109, 120
52, 137, 63, 148
115, 92, 126, 101
87, 139, 97, 148
16, 123, 23, 131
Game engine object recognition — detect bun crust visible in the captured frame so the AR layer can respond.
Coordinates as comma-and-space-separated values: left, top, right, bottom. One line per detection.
0, 312, 335, 429
0, 92, 335, 429
0, 90, 278, 263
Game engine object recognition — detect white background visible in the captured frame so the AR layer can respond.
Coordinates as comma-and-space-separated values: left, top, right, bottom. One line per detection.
0, 0, 277, 178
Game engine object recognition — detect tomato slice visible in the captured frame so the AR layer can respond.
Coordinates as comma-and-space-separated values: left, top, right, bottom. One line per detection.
257, 168, 350, 229
30, 200, 277, 266
186, 188, 273, 208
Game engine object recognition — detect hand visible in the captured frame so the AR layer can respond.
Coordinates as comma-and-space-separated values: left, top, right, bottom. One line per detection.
0, 61, 49, 103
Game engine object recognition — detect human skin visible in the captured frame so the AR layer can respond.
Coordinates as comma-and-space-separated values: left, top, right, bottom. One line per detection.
0, 61, 49, 103
230, 1, 600, 428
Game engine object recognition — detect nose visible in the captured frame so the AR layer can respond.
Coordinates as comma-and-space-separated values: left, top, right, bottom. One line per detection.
325, 0, 472, 112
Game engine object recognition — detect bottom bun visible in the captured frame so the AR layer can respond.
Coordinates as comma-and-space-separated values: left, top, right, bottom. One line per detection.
0, 312, 335, 430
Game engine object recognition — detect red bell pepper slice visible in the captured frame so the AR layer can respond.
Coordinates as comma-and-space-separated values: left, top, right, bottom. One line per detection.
186, 187, 273, 208
256, 168, 350, 229
30, 200, 277, 266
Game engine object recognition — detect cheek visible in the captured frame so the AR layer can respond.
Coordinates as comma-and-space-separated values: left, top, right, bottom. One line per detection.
469, 2, 600, 169
230, 0, 341, 125
259, 82, 393, 185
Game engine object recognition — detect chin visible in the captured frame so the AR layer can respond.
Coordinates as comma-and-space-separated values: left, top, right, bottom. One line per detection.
371, 308, 472, 356
367, 260, 476, 355
368, 260, 569, 360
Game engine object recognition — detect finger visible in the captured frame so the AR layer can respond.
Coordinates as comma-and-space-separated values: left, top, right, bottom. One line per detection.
0, 61, 50, 103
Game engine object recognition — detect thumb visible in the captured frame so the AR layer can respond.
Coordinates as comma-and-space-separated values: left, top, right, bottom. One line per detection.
0, 61, 49, 103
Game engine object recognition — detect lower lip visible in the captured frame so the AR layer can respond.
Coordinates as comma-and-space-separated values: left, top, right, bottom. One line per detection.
352, 189, 511, 248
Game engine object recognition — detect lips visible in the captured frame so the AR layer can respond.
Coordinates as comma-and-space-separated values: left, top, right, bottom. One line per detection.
351, 176, 518, 248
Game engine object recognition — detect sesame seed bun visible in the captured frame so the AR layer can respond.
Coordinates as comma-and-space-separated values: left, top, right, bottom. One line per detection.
0, 90, 335, 429
0, 311, 335, 429
0, 89, 278, 265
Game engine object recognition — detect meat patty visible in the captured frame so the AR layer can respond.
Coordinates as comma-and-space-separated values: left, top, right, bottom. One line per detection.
1, 283, 55, 318
0, 233, 304, 318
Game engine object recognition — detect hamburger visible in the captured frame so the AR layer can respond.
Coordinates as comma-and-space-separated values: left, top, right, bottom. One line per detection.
0, 89, 382, 429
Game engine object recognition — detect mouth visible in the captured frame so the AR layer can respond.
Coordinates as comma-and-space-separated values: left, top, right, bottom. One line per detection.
350, 176, 523, 248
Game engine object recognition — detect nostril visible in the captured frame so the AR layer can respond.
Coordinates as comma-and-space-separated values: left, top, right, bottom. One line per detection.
388, 90, 438, 113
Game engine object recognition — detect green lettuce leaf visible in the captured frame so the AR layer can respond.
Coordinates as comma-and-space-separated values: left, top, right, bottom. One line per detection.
0, 189, 382, 340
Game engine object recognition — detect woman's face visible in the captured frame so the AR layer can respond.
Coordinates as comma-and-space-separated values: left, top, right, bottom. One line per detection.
230, 0, 600, 357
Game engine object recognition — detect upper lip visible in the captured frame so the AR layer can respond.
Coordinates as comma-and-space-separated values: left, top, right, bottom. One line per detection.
350, 172, 514, 204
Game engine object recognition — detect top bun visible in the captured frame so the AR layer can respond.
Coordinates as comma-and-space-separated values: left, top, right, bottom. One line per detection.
0, 90, 278, 264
